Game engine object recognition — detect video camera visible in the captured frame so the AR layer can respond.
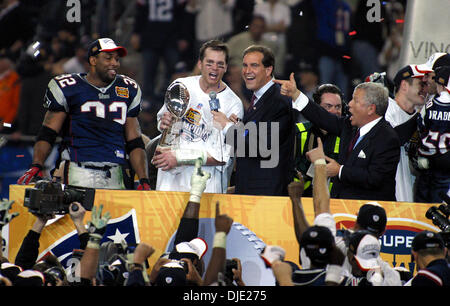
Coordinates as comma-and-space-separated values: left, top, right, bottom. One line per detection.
24, 180, 95, 215
425, 192, 450, 247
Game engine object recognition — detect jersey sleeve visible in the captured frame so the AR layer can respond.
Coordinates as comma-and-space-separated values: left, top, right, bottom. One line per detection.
44, 78, 69, 112
127, 83, 142, 117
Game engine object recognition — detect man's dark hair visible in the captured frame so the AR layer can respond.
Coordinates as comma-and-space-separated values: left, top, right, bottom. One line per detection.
199, 39, 229, 64
313, 84, 344, 105
242, 45, 275, 76
394, 77, 414, 94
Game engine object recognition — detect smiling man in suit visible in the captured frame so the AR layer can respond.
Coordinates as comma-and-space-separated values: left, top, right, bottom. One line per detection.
231, 45, 295, 196
275, 75, 400, 201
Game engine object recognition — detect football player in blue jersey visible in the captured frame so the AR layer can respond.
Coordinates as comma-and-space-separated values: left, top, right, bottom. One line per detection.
17, 38, 150, 190
415, 65, 450, 203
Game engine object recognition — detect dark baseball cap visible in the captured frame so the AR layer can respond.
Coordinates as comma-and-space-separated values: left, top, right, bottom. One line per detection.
0, 262, 23, 283
155, 261, 187, 286
415, 52, 450, 73
300, 225, 334, 265
434, 65, 450, 91
393, 65, 425, 89
13, 270, 45, 286
87, 38, 127, 59
411, 230, 445, 252
356, 202, 387, 236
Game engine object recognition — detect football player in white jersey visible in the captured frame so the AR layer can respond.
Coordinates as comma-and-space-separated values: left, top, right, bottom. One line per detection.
152, 40, 243, 193
385, 65, 426, 202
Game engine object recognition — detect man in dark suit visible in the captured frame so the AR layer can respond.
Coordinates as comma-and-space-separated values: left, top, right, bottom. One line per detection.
229, 45, 295, 196
275, 74, 400, 201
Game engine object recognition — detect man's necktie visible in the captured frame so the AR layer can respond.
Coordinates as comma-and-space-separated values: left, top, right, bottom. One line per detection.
347, 129, 360, 157
247, 94, 256, 112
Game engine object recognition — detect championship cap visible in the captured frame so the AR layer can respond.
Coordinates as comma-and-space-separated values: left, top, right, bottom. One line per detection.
260, 245, 286, 267
13, 270, 45, 286
0, 262, 23, 283
348, 230, 381, 271
393, 65, 425, 90
155, 261, 188, 286
356, 202, 387, 236
87, 38, 127, 59
174, 238, 208, 260
415, 52, 450, 73
411, 230, 445, 252
300, 226, 334, 265
433, 65, 450, 92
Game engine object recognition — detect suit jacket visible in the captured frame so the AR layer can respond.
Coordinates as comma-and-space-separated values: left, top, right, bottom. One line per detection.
300, 100, 400, 201
233, 83, 295, 196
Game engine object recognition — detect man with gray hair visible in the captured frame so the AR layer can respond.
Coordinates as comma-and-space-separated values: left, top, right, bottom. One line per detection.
275, 74, 401, 201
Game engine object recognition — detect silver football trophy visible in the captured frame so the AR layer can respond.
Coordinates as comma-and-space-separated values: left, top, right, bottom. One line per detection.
158, 81, 190, 147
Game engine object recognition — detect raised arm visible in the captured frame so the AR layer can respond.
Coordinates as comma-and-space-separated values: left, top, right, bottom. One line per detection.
203, 201, 233, 286
305, 138, 331, 216
287, 177, 308, 245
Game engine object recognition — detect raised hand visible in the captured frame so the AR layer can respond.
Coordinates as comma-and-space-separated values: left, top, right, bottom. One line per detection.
214, 201, 233, 234
189, 158, 211, 203
273, 72, 301, 100
306, 137, 326, 163
87, 204, 111, 245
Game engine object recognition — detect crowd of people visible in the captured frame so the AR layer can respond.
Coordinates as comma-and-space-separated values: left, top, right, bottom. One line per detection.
1, 157, 449, 287
0, 0, 449, 288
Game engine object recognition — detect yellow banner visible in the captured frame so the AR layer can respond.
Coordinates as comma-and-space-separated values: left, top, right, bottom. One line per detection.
6, 185, 439, 285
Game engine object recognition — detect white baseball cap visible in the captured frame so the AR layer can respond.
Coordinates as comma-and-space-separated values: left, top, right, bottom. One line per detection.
87, 38, 127, 59
349, 231, 381, 271
175, 238, 208, 259
415, 52, 450, 73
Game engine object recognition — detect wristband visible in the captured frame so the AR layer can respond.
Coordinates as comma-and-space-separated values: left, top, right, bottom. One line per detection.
325, 264, 343, 284
87, 233, 102, 248
189, 194, 201, 203
175, 149, 207, 165
314, 158, 326, 165
131, 263, 144, 270
87, 240, 100, 250
213, 232, 227, 249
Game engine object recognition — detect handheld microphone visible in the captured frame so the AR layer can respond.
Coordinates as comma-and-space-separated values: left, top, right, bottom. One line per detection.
209, 91, 220, 112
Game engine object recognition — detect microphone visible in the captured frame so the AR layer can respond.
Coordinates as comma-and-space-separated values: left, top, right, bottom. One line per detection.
209, 91, 220, 112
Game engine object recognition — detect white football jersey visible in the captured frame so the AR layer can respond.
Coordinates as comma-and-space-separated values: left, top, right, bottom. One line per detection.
156, 75, 243, 193
385, 97, 417, 202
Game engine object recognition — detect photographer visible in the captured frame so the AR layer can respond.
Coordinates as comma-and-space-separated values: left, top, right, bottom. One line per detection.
408, 231, 450, 287
125, 242, 155, 286
14, 202, 88, 271
425, 194, 450, 259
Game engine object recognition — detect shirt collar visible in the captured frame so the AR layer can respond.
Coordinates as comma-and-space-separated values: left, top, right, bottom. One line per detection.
359, 117, 382, 137
253, 79, 274, 103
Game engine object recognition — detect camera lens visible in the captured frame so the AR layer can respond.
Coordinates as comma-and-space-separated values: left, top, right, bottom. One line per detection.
438, 204, 450, 218
426, 206, 450, 232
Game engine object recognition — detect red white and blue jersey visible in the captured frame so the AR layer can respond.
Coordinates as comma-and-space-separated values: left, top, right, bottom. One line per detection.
417, 91, 450, 158
44, 73, 142, 164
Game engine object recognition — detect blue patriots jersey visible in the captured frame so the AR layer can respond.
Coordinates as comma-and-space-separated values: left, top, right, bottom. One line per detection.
417, 94, 450, 159
44, 73, 142, 164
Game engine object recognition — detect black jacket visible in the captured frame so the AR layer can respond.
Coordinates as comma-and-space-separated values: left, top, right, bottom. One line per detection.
234, 83, 295, 196
298, 100, 400, 201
